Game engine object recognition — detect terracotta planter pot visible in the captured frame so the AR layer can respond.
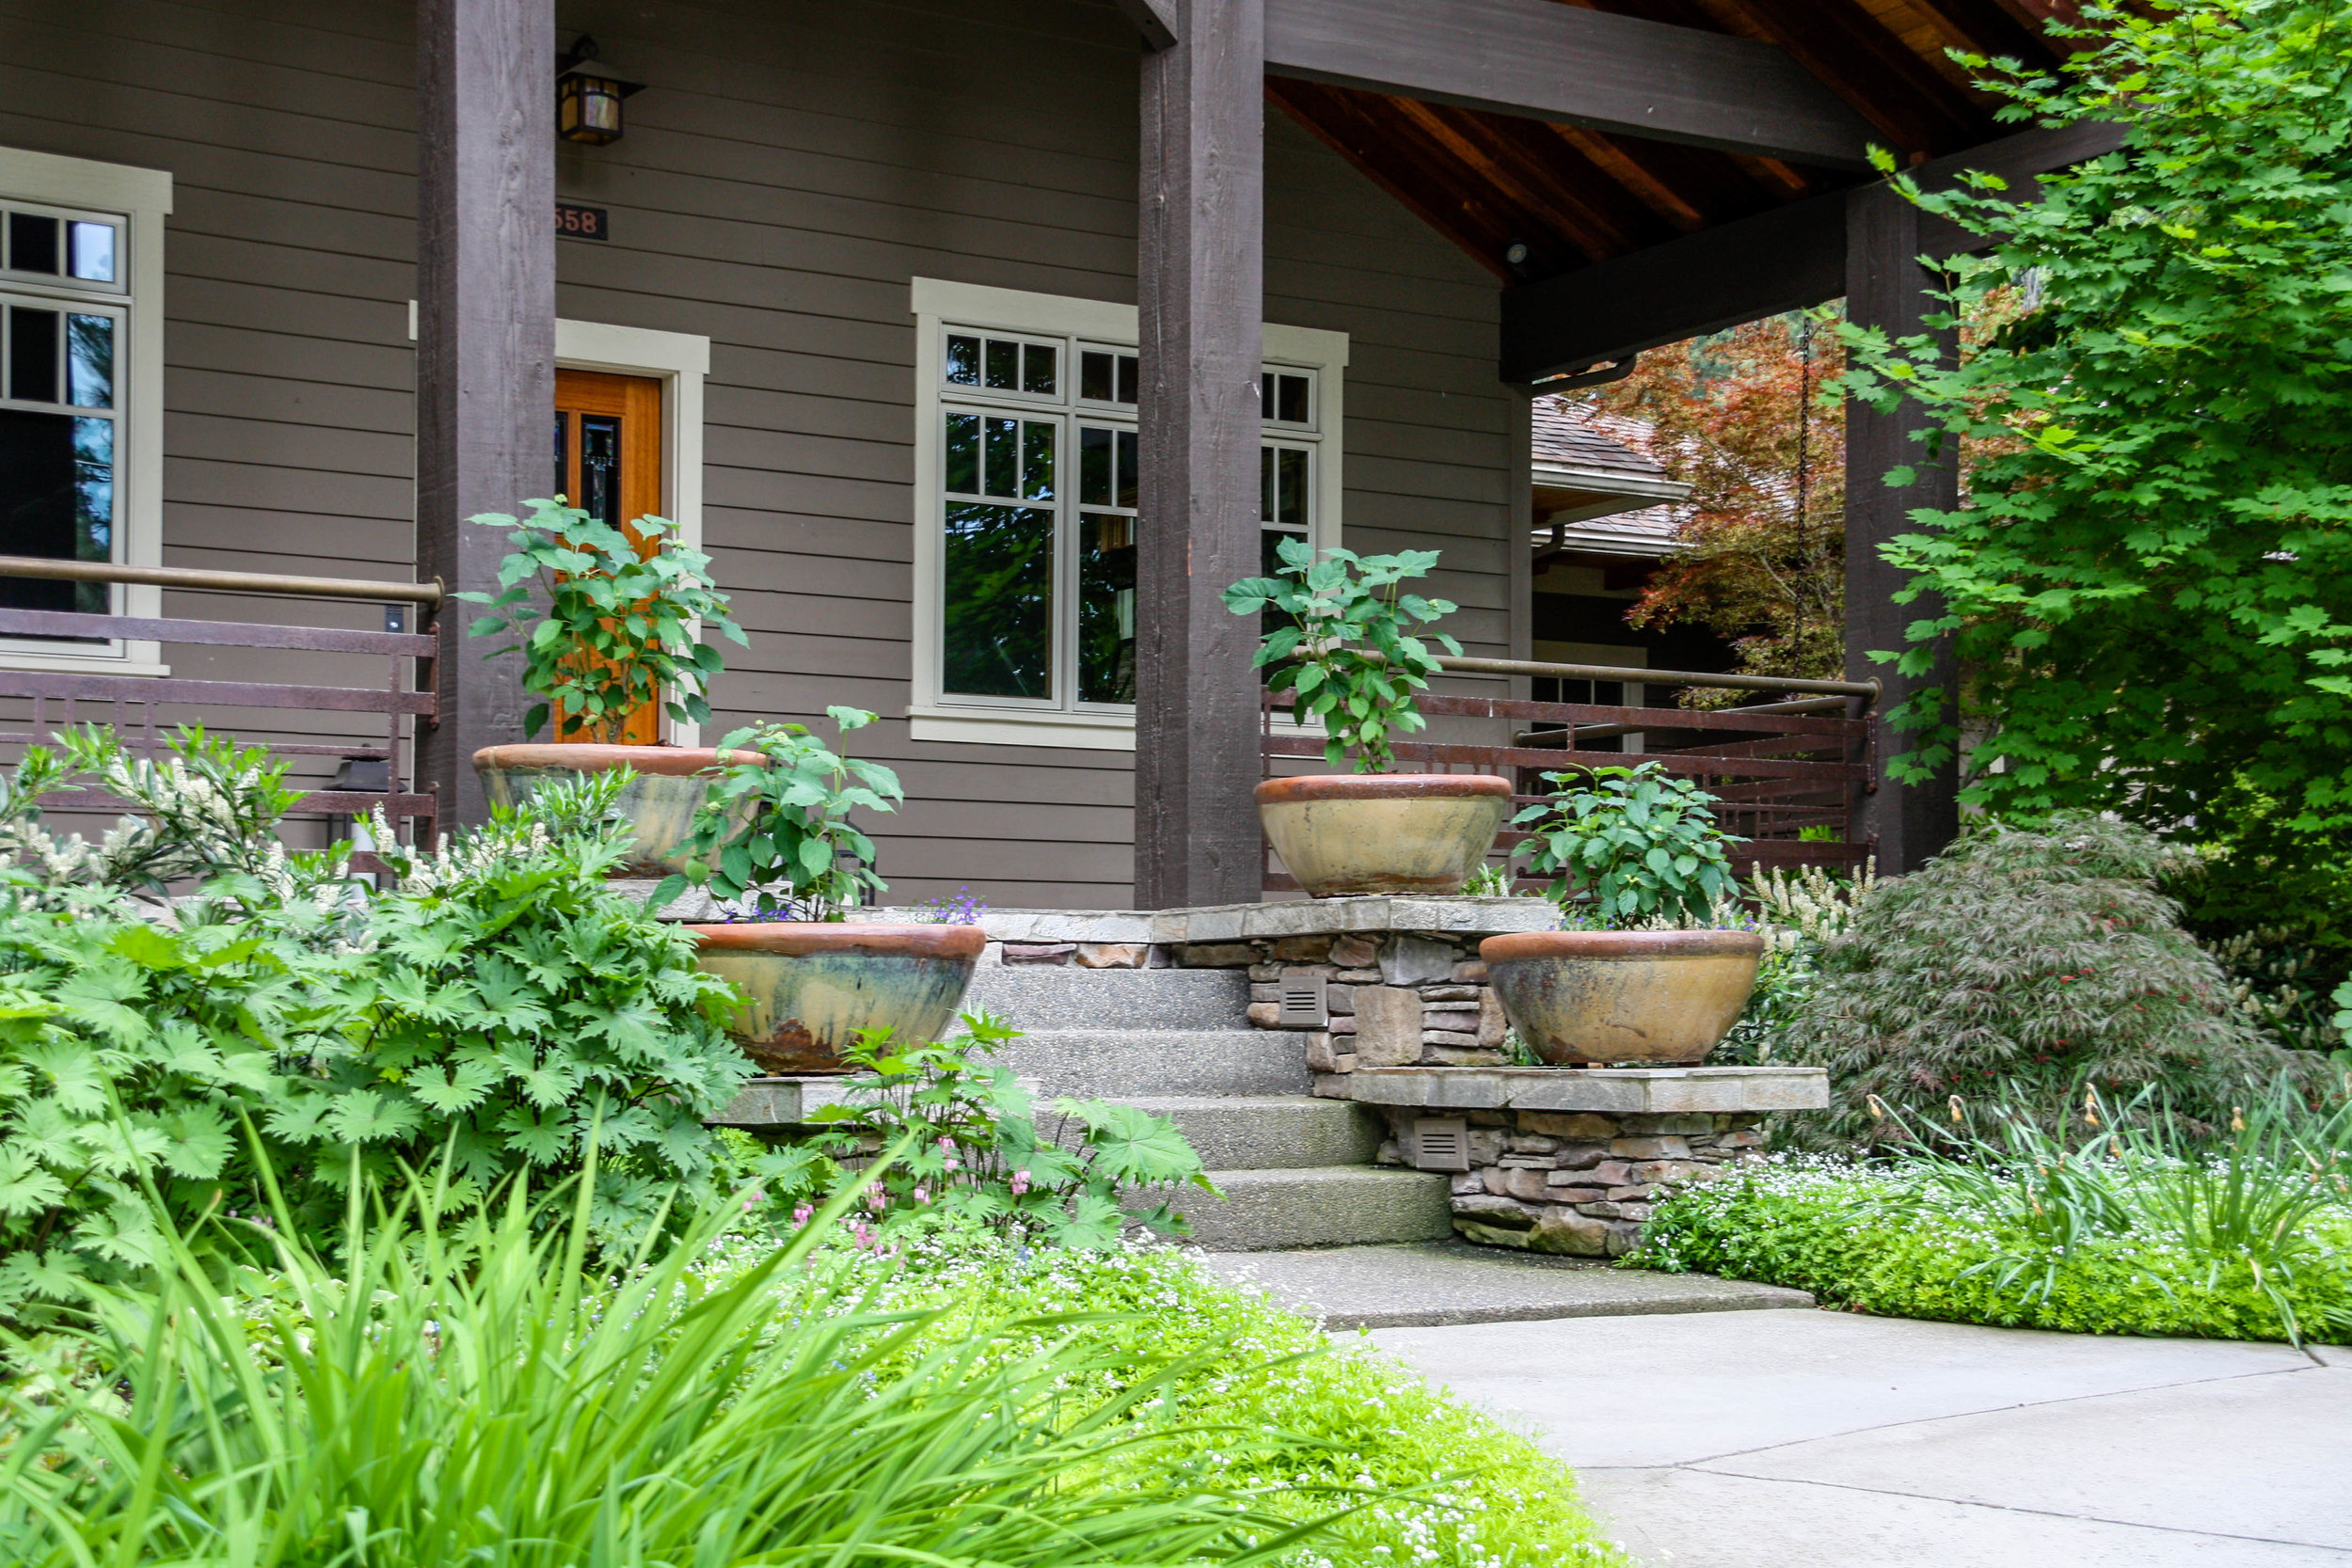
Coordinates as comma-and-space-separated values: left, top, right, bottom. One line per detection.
686, 922, 985, 1074
473, 744, 763, 879
1255, 774, 1513, 897
1481, 928, 1765, 1067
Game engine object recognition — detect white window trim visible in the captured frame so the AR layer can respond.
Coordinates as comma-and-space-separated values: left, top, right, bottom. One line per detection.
407, 310, 712, 744
907, 277, 1347, 752
0, 147, 171, 676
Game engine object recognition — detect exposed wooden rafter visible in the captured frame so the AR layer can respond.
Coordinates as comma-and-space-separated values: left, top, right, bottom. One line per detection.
1262, 0, 1882, 167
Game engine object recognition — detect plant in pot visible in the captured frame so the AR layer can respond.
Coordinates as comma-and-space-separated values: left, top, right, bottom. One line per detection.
458, 497, 751, 877
1486, 761, 1762, 1067
1222, 537, 1511, 896
650, 706, 982, 1075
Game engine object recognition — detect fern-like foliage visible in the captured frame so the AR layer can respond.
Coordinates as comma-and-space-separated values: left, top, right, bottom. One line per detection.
1773, 813, 2320, 1148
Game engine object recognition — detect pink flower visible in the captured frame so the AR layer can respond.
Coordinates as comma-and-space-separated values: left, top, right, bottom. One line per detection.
913, 1185, 930, 1204
791, 1204, 813, 1227
1010, 1170, 1030, 1196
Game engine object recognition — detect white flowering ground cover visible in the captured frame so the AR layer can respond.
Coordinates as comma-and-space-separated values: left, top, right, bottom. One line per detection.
697, 1219, 1637, 1568
1634, 1154, 2352, 1346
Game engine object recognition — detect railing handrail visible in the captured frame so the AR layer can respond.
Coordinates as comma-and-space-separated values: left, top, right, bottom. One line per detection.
1434, 654, 1877, 700
0, 556, 445, 609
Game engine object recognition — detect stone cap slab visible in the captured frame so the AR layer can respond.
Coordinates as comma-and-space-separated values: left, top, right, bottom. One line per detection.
1327, 1064, 1830, 1115
1156, 895, 1561, 944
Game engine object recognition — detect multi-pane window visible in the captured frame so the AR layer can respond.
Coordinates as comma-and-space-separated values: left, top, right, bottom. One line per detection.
0, 199, 128, 622
934, 326, 1325, 713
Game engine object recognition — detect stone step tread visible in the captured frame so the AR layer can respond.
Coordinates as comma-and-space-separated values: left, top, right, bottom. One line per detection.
1199, 1239, 1817, 1330
996, 1032, 1310, 1099
1166, 1165, 1455, 1251
964, 966, 1250, 1032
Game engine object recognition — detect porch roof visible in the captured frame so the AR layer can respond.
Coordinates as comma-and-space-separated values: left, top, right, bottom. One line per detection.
1266, 0, 2070, 289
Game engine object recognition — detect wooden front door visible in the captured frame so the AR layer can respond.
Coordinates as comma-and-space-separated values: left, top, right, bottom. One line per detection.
554, 369, 663, 745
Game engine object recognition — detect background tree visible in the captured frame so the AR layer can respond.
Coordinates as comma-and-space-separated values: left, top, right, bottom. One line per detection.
1584, 312, 1847, 706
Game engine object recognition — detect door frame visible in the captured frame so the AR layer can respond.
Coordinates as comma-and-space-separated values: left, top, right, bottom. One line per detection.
554, 318, 711, 745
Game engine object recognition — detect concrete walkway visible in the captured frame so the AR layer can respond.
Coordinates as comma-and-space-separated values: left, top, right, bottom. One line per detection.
1200, 1242, 1814, 1328
1371, 1310, 2352, 1566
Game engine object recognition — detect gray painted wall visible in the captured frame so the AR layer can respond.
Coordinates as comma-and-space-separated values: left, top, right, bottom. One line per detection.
0, 0, 1515, 904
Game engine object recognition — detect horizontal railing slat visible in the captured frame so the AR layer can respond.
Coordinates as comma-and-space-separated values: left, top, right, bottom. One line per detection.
0, 671, 434, 716
38, 789, 436, 820
1406, 692, 1862, 737
0, 609, 437, 657
1263, 736, 1867, 784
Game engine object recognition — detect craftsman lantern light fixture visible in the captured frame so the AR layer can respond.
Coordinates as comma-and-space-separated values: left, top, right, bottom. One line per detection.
556, 37, 644, 146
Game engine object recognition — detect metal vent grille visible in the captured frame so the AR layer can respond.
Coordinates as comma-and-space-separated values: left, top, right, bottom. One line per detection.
1409, 1117, 1470, 1172
1277, 967, 1328, 1028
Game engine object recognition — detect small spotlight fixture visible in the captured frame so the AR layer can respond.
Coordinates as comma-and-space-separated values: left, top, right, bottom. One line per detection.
556, 36, 644, 147
1502, 241, 1532, 267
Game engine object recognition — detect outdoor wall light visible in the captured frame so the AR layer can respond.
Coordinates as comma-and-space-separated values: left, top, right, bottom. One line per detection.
556, 37, 644, 147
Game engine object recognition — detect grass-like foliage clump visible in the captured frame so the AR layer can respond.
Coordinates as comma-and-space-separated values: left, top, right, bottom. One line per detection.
1774, 813, 2317, 1144
1635, 1084, 2352, 1346
0, 1148, 1632, 1568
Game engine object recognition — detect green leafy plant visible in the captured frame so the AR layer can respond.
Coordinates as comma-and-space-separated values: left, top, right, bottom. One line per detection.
780, 1014, 1216, 1248
1835, 0, 2352, 838
656, 706, 905, 920
1223, 537, 1461, 771
294, 769, 752, 1239
0, 1144, 1339, 1568
1774, 813, 2319, 1149
1509, 761, 1741, 926
1636, 1076, 2352, 1346
456, 496, 746, 743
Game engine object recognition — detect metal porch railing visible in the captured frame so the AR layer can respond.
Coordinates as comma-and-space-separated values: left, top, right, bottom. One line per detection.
0, 556, 444, 858
1262, 654, 1876, 893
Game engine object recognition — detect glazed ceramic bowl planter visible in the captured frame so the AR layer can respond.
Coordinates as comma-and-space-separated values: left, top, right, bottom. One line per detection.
1255, 773, 1513, 897
473, 744, 761, 879
686, 921, 985, 1074
1481, 928, 1764, 1067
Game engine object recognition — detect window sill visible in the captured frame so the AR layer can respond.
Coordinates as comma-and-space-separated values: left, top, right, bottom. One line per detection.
906, 703, 1327, 752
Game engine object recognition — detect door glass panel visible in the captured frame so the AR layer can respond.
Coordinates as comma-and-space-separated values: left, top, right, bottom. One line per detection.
1081, 349, 1114, 403
944, 501, 1054, 700
580, 415, 621, 528
555, 412, 568, 497
67, 314, 112, 408
1278, 446, 1308, 526
1079, 424, 1112, 506
1078, 512, 1136, 705
1117, 429, 1138, 509
9, 307, 58, 404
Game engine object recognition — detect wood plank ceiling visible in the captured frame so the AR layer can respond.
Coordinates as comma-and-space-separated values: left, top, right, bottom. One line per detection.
1267, 0, 2073, 282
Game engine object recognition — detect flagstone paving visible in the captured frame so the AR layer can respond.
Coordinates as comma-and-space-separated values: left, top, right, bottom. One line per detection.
1370, 1309, 2352, 1567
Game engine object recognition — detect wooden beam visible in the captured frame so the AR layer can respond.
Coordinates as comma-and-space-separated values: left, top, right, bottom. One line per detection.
1114, 0, 1179, 52
1845, 182, 1958, 873
1499, 121, 2128, 383
1262, 0, 1880, 168
415, 0, 554, 830
1136, 0, 1267, 910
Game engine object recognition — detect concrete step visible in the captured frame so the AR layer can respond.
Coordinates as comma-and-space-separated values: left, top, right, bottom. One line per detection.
1120, 1095, 1382, 1170
1168, 1166, 1454, 1251
1200, 1240, 1817, 1329
996, 1028, 1311, 1099
963, 964, 1249, 1032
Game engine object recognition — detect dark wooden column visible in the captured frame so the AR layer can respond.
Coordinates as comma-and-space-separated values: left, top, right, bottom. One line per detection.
414, 0, 554, 831
1844, 182, 1960, 873
1135, 0, 1266, 910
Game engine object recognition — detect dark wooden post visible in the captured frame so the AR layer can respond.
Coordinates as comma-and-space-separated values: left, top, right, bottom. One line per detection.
1135, 0, 1266, 909
1844, 182, 1960, 873
414, 0, 554, 831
